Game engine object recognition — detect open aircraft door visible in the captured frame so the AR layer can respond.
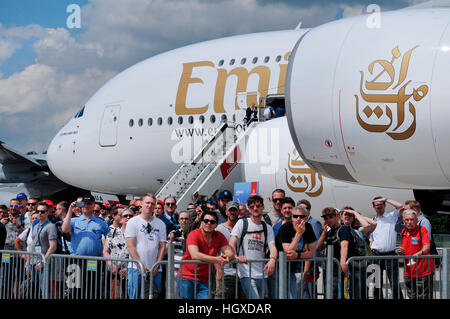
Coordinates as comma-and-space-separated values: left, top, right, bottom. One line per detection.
99, 104, 121, 147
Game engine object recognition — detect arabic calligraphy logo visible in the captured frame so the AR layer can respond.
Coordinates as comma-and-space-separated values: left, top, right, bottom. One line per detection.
355, 45, 428, 140
285, 149, 323, 197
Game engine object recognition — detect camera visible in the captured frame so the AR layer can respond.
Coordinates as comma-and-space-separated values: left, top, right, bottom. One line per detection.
75, 201, 85, 208
172, 229, 182, 238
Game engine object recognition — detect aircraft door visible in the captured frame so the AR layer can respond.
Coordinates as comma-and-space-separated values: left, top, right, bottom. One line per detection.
99, 104, 121, 147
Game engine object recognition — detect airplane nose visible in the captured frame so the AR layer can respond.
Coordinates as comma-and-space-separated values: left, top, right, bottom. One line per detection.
47, 120, 77, 184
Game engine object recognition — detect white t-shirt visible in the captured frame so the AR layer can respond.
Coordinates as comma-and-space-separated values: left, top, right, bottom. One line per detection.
231, 218, 275, 279
125, 215, 167, 269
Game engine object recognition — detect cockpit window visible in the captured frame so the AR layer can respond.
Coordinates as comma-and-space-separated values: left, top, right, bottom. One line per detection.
74, 105, 85, 118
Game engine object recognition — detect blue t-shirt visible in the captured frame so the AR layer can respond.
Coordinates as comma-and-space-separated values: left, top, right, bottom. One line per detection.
70, 214, 109, 256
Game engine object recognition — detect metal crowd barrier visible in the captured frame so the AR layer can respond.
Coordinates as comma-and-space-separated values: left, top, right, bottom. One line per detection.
0, 250, 46, 299
0, 251, 146, 299
346, 251, 447, 299
1, 246, 448, 299
150, 244, 448, 300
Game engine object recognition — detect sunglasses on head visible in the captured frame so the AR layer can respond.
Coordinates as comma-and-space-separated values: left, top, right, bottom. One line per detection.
202, 218, 217, 225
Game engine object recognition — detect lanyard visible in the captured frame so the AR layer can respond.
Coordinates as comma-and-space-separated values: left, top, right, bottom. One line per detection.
35, 220, 50, 246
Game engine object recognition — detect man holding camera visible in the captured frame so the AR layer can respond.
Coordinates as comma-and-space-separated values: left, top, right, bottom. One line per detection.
62, 194, 110, 298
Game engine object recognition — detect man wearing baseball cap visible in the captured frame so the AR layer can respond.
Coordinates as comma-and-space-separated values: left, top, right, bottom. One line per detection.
62, 194, 110, 298
217, 190, 233, 224
215, 201, 246, 299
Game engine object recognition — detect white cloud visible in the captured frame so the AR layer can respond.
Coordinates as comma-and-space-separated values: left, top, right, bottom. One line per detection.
0, 0, 377, 152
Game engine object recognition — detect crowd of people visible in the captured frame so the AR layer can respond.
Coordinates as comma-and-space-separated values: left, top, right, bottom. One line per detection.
0, 189, 438, 299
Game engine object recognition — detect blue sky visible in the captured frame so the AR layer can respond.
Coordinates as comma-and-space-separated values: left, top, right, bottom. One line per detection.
0, 0, 420, 153
0, 0, 88, 77
0, 0, 88, 28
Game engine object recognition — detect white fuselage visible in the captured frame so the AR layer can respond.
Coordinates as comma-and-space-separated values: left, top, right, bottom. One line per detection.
47, 27, 416, 218
47, 30, 305, 195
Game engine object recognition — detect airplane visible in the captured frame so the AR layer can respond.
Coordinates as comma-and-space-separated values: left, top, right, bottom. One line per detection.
0, 141, 116, 205
0, 141, 68, 204
286, 2, 450, 203
46, 2, 450, 219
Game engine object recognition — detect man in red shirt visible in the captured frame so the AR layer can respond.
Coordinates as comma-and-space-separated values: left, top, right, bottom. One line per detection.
177, 210, 234, 299
396, 209, 434, 299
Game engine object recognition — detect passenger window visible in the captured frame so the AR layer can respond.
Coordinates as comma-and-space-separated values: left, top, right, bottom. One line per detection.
252, 57, 258, 64
129, 119, 134, 127
168, 117, 173, 125
221, 114, 227, 122
158, 117, 162, 126
264, 56, 270, 63
148, 118, 153, 126
188, 116, 194, 124
138, 118, 143, 127
178, 116, 183, 125
276, 55, 281, 62
218, 59, 224, 66
210, 115, 216, 123
240, 58, 246, 65
199, 115, 205, 124
230, 59, 235, 66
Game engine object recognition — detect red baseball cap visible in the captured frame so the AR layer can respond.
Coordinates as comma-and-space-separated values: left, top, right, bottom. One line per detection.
43, 200, 54, 207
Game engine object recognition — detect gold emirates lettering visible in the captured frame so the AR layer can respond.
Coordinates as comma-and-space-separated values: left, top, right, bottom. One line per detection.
285, 148, 323, 197
175, 52, 291, 115
355, 45, 428, 140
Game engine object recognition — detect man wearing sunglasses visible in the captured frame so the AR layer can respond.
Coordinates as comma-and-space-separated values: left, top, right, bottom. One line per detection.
268, 189, 285, 226
276, 201, 317, 299
316, 207, 345, 298
9, 198, 25, 233
159, 196, 179, 235
178, 210, 234, 299
23, 197, 39, 229
28, 202, 58, 298
62, 194, 110, 298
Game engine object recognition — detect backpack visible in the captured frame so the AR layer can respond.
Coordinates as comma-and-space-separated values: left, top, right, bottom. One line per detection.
54, 221, 71, 255
418, 220, 440, 266
337, 225, 367, 257
238, 218, 269, 258
401, 226, 440, 267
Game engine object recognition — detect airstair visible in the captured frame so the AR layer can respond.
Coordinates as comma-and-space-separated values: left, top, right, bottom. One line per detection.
155, 119, 259, 210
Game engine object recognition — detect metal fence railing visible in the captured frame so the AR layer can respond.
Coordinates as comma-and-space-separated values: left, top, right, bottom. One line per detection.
1, 246, 448, 299
0, 251, 146, 299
